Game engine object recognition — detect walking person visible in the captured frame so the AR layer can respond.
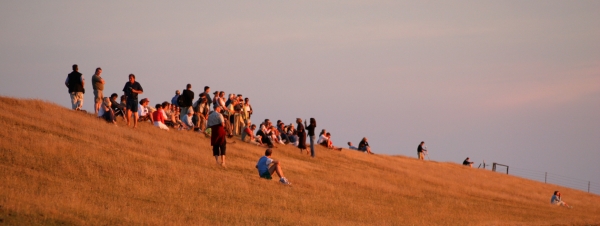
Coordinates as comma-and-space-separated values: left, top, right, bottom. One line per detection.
91, 67, 105, 115
417, 141, 427, 160
65, 64, 85, 111
305, 118, 316, 157
123, 74, 143, 128
296, 118, 308, 155
208, 106, 227, 166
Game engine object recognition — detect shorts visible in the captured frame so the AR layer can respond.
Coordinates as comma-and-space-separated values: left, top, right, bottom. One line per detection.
359, 146, 368, 152
94, 89, 104, 103
260, 171, 272, 180
212, 143, 226, 156
126, 100, 138, 112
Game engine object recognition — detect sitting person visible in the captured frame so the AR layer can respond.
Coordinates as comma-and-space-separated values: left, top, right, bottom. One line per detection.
256, 125, 275, 148
317, 131, 329, 146
110, 93, 125, 119
550, 191, 572, 208
317, 132, 342, 151
255, 148, 291, 185
137, 98, 153, 123
271, 125, 285, 145
463, 157, 474, 167
358, 137, 374, 154
100, 97, 116, 124
348, 142, 358, 150
241, 124, 261, 145
181, 108, 195, 130
152, 104, 169, 131
287, 130, 299, 147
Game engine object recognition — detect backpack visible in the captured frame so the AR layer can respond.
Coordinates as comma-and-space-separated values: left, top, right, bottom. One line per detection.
177, 95, 185, 107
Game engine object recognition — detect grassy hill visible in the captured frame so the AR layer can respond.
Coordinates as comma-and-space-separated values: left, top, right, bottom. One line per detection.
0, 97, 599, 225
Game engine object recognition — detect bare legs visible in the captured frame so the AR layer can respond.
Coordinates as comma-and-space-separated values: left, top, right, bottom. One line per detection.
268, 162, 284, 178
214, 155, 226, 166
126, 110, 139, 128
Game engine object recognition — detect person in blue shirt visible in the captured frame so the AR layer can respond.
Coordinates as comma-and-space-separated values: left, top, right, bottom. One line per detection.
255, 149, 291, 185
551, 191, 572, 208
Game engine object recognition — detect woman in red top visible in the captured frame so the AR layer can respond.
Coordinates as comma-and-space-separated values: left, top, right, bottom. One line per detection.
153, 104, 169, 131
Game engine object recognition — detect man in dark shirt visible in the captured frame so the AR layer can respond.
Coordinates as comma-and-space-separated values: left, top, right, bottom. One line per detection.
122, 74, 143, 128
417, 141, 426, 160
359, 137, 373, 154
463, 157, 474, 167
180, 84, 194, 122
65, 64, 85, 110
203, 86, 212, 107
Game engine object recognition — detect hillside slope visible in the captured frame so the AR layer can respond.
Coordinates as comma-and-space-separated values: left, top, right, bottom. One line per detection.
0, 97, 599, 225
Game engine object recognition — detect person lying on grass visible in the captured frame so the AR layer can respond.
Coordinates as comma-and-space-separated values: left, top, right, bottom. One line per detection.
255, 148, 291, 185
551, 191, 573, 208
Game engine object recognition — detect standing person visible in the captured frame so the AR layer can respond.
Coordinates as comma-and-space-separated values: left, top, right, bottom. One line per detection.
171, 90, 180, 106
91, 67, 105, 114
255, 148, 291, 185
208, 106, 227, 166
244, 97, 253, 119
203, 86, 212, 107
193, 93, 209, 133
359, 137, 374, 154
65, 64, 85, 111
417, 141, 426, 160
551, 191, 572, 208
123, 74, 143, 128
180, 84, 194, 122
296, 118, 308, 155
305, 118, 316, 157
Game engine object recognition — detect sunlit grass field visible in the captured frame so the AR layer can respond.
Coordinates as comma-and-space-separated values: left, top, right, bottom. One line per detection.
0, 97, 598, 225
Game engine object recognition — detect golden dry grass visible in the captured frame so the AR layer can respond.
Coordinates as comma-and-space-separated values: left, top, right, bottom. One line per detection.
0, 96, 599, 225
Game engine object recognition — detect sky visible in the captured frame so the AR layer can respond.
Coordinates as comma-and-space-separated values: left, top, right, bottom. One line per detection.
1, 1, 598, 186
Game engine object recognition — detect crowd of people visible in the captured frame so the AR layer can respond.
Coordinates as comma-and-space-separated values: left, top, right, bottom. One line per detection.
64, 64, 375, 184
65, 65, 576, 202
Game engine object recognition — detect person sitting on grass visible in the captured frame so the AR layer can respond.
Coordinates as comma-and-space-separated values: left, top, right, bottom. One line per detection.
463, 157, 474, 167
241, 124, 262, 146
110, 93, 125, 119
255, 148, 291, 185
137, 98, 153, 123
348, 142, 358, 150
287, 129, 299, 147
551, 191, 573, 208
318, 132, 341, 151
358, 137, 374, 154
100, 97, 116, 124
181, 108, 195, 130
152, 103, 169, 131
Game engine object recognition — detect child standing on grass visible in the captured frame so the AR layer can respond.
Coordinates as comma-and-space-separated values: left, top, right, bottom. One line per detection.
255, 149, 291, 185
